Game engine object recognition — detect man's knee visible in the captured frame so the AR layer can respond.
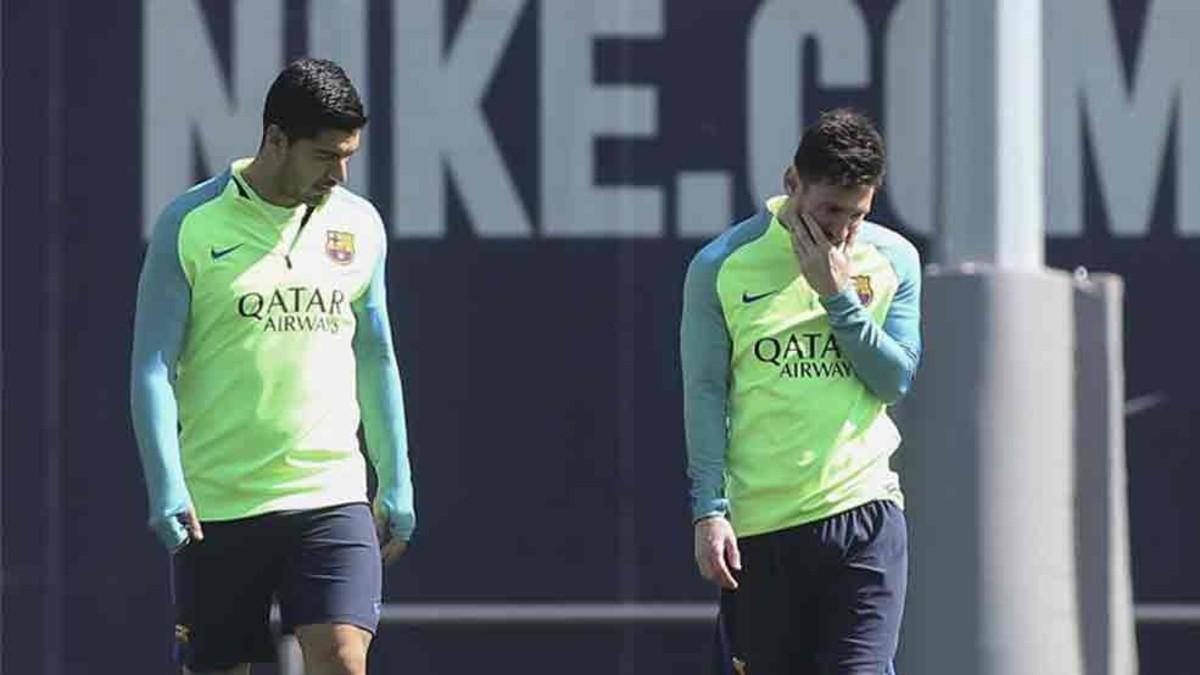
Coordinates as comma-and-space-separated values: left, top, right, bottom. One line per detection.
318, 643, 366, 675
296, 624, 371, 675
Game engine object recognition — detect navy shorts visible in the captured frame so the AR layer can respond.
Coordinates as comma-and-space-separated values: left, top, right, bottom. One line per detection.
728, 499, 908, 674
172, 502, 382, 671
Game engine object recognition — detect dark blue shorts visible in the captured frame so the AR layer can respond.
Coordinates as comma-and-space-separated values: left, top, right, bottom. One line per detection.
171, 502, 382, 671
726, 499, 908, 675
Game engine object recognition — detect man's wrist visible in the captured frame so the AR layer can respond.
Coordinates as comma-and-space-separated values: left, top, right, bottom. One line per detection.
811, 275, 848, 299
691, 496, 729, 523
819, 286, 859, 309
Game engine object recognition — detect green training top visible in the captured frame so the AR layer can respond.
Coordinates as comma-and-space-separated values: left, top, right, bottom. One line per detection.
681, 196, 922, 537
131, 159, 414, 536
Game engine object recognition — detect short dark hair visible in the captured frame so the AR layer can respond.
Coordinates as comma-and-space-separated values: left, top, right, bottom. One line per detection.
262, 58, 367, 141
792, 108, 885, 187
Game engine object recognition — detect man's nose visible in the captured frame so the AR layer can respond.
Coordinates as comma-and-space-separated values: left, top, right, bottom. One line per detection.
822, 217, 852, 239
330, 159, 348, 184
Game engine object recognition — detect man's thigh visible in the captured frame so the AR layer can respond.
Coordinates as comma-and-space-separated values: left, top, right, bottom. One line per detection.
277, 502, 382, 635
819, 500, 908, 674
173, 515, 284, 671
732, 529, 823, 674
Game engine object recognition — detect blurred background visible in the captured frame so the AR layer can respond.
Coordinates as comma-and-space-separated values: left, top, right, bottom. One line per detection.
2, 0, 1197, 673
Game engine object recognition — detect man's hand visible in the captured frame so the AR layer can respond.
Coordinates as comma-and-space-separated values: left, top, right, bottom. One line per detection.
694, 516, 741, 590
154, 506, 204, 553
374, 505, 410, 565
778, 200, 851, 298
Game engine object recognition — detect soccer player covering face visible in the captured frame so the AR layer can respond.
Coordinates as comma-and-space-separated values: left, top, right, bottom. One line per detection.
131, 58, 414, 675
681, 109, 922, 674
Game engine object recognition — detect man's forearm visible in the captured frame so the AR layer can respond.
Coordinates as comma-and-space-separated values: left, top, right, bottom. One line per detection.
354, 311, 415, 541
821, 289, 919, 404
130, 359, 191, 548
684, 386, 730, 521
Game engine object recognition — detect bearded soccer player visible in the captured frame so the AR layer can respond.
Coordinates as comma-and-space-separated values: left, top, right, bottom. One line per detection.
131, 58, 414, 675
682, 109, 921, 673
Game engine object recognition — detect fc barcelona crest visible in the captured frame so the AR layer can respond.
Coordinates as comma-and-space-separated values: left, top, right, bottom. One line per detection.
852, 275, 874, 305
326, 230, 355, 265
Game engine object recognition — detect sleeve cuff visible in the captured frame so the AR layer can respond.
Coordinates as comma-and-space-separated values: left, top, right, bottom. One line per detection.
819, 287, 861, 321
691, 497, 729, 523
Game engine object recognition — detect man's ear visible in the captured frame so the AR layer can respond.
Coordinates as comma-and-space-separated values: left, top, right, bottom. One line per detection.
264, 124, 290, 153
784, 166, 801, 196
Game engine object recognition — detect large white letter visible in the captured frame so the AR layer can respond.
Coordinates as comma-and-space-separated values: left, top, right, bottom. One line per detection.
1046, 0, 1199, 237
142, 1, 283, 236
393, 0, 529, 238
747, 1, 870, 203
309, 0, 371, 197
540, 0, 664, 237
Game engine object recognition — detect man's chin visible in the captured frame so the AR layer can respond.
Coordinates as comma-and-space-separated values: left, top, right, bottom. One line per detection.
304, 189, 333, 206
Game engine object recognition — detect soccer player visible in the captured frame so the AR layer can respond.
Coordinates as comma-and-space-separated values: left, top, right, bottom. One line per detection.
682, 109, 921, 673
131, 58, 413, 675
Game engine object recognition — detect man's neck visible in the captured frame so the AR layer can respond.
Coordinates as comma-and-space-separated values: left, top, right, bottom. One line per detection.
240, 158, 301, 208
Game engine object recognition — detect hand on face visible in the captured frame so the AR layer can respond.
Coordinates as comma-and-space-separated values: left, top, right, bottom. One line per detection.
779, 192, 852, 298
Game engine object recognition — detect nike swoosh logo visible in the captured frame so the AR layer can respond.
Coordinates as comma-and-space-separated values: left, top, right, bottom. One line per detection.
210, 244, 243, 260
742, 290, 779, 304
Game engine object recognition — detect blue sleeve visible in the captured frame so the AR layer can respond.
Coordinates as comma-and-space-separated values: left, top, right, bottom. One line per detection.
680, 250, 731, 522
352, 244, 416, 542
130, 207, 193, 551
820, 236, 922, 404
